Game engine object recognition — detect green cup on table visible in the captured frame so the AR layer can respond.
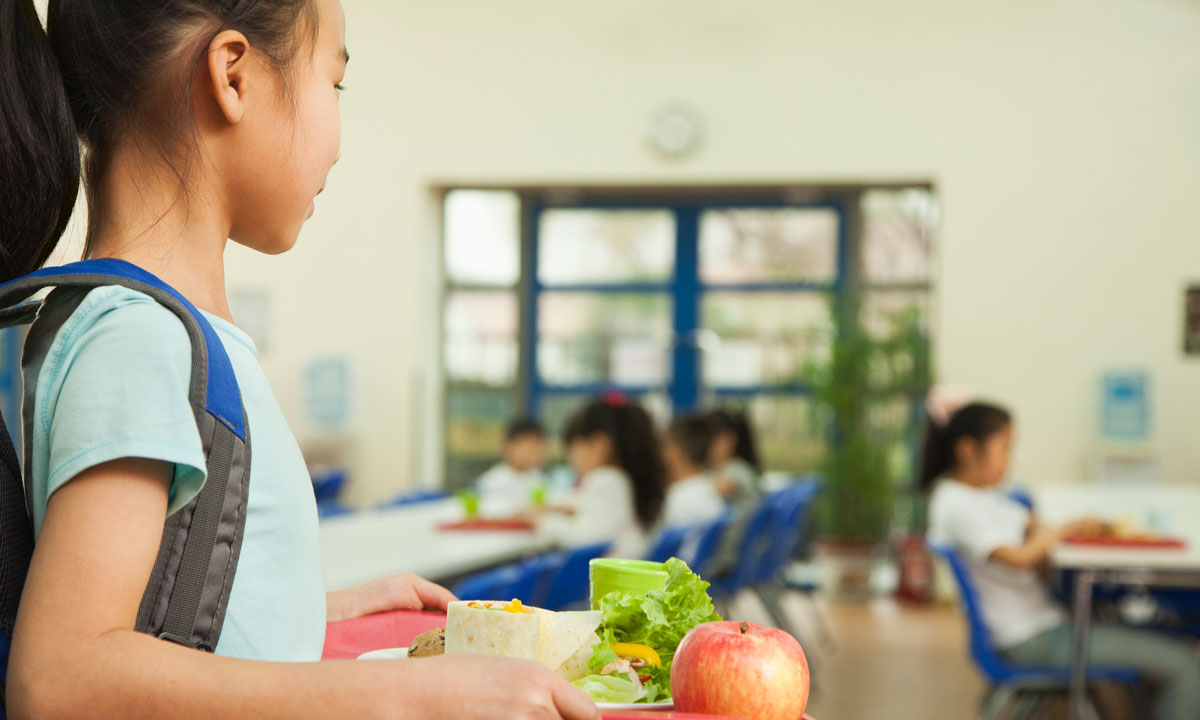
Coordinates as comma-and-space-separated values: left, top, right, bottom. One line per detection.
589, 558, 668, 609
455, 489, 479, 518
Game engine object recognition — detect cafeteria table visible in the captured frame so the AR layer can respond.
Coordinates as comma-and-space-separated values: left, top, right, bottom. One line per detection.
319, 498, 550, 590
1051, 541, 1200, 720
323, 609, 817, 719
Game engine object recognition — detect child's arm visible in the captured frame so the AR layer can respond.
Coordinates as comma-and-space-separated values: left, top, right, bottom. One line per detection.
7, 458, 598, 720
988, 518, 1107, 570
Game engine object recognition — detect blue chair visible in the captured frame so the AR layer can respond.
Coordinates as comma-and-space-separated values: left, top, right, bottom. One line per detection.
452, 562, 525, 601
709, 500, 776, 601
316, 499, 355, 519
512, 551, 567, 607
687, 512, 733, 579
930, 543, 1140, 719
311, 467, 347, 501
375, 489, 448, 509
645, 524, 694, 564
542, 541, 612, 611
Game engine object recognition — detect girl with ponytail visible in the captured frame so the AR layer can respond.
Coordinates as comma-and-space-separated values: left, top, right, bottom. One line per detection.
536, 395, 666, 560
0, 2, 597, 718
922, 388, 1200, 718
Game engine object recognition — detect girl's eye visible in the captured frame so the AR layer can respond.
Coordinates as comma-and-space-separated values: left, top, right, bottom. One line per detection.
335, 83, 347, 94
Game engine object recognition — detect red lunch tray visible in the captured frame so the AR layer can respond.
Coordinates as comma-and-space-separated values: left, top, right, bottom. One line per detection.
323, 610, 817, 719
437, 518, 536, 532
1064, 536, 1187, 549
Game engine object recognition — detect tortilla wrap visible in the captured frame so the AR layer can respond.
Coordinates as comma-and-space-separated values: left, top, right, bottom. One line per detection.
444, 600, 601, 680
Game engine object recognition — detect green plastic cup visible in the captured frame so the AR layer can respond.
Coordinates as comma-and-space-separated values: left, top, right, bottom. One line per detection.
456, 489, 479, 518
589, 558, 668, 609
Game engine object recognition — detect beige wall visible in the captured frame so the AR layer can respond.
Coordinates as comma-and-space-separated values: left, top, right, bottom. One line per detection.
45, 0, 1200, 502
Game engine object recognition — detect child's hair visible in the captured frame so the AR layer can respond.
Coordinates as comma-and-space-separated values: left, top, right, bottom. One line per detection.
919, 401, 1013, 491
666, 413, 718, 470
709, 407, 761, 473
562, 397, 666, 531
0, 0, 318, 281
504, 418, 544, 443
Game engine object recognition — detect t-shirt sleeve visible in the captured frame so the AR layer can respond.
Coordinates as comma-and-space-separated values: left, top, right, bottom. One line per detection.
940, 493, 1026, 563
36, 293, 208, 516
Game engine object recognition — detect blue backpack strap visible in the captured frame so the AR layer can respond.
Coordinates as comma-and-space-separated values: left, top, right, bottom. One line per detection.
0, 259, 250, 664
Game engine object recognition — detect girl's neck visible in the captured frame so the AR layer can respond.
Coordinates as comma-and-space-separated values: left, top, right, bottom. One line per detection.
85, 151, 234, 322
949, 469, 992, 489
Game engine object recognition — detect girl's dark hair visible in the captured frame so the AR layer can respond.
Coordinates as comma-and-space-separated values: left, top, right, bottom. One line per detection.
709, 408, 761, 473
0, 0, 317, 282
919, 402, 1013, 491
666, 413, 718, 469
563, 397, 666, 531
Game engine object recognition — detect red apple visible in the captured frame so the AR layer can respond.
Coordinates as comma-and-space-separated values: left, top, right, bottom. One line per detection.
671, 620, 810, 720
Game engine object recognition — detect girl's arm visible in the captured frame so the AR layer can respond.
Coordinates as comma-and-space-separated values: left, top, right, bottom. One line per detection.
989, 517, 1107, 570
7, 458, 597, 720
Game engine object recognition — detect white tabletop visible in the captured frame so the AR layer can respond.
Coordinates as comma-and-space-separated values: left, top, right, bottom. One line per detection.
1051, 543, 1200, 572
318, 499, 550, 590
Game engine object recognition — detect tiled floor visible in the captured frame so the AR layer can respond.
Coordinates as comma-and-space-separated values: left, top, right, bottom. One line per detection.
730, 593, 986, 720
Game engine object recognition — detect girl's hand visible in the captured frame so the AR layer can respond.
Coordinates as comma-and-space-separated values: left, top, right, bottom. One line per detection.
1059, 517, 1111, 541
328, 573, 457, 622
388, 654, 599, 720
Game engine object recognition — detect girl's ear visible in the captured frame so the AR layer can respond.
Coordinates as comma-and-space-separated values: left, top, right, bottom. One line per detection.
206, 30, 252, 124
953, 435, 977, 468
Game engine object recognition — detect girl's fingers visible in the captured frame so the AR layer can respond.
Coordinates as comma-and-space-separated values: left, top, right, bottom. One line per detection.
550, 679, 600, 720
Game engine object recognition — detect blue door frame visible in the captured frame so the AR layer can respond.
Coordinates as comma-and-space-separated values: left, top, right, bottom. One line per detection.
522, 198, 849, 418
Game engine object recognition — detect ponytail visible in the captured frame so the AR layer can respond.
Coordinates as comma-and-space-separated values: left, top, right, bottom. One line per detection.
918, 401, 1013, 491
0, 0, 80, 282
563, 397, 666, 530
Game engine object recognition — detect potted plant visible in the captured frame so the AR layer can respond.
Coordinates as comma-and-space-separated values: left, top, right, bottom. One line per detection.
798, 298, 930, 599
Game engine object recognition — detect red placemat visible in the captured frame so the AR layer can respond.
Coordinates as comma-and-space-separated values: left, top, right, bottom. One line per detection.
438, 518, 535, 532
601, 715, 815, 720
323, 609, 446, 660
1065, 536, 1187, 549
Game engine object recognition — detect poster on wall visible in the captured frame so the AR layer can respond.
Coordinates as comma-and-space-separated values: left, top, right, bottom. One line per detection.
1185, 285, 1200, 356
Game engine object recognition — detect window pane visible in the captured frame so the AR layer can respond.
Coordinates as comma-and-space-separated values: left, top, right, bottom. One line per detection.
538, 209, 674, 285
861, 189, 938, 283
701, 292, 832, 387
445, 190, 520, 286
445, 385, 517, 489
538, 293, 672, 385
699, 208, 838, 284
860, 289, 931, 340
445, 290, 518, 385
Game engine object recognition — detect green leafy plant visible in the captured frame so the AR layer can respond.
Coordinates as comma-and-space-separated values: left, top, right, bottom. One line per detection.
798, 298, 930, 543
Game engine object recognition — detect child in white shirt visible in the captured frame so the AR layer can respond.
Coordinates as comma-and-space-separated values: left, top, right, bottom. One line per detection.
535, 397, 666, 559
923, 398, 1200, 720
661, 413, 726, 529
476, 418, 547, 517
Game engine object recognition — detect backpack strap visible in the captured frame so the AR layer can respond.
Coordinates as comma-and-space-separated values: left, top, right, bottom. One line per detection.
0, 259, 250, 654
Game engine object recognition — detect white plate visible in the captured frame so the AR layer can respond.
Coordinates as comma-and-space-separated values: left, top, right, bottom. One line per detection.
354, 650, 673, 712
595, 700, 674, 711
357, 646, 409, 660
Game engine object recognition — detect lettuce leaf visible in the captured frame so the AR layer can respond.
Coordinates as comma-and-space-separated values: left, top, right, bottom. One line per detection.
595, 557, 721, 666
572, 673, 646, 704
577, 558, 721, 703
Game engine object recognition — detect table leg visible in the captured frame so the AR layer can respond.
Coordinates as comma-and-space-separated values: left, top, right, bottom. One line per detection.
1069, 569, 1097, 720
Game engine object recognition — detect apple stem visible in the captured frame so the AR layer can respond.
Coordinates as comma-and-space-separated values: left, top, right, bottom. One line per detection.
739, 621, 749, 634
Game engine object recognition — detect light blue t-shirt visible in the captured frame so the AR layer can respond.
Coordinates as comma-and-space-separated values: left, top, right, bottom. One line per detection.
25, 286, 326, 661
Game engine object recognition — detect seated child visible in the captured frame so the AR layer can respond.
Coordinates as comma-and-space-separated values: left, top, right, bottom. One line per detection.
535, 396, 665, 559
661, 413, 726, 529
476, 418, 547, 517
923, 394, 1200, 720
707, 407, 762, 505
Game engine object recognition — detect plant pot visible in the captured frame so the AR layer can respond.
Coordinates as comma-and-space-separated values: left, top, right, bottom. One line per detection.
814, 537, 878, 602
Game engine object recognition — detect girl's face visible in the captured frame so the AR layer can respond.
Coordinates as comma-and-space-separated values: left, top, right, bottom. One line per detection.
957, 424, 1014, 487
567, 434, 613, 477
224, 0, 347, 255
708, 430, 737, 466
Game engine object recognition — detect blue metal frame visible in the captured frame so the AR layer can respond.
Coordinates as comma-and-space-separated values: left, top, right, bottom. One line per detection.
524, 198, 848, 418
